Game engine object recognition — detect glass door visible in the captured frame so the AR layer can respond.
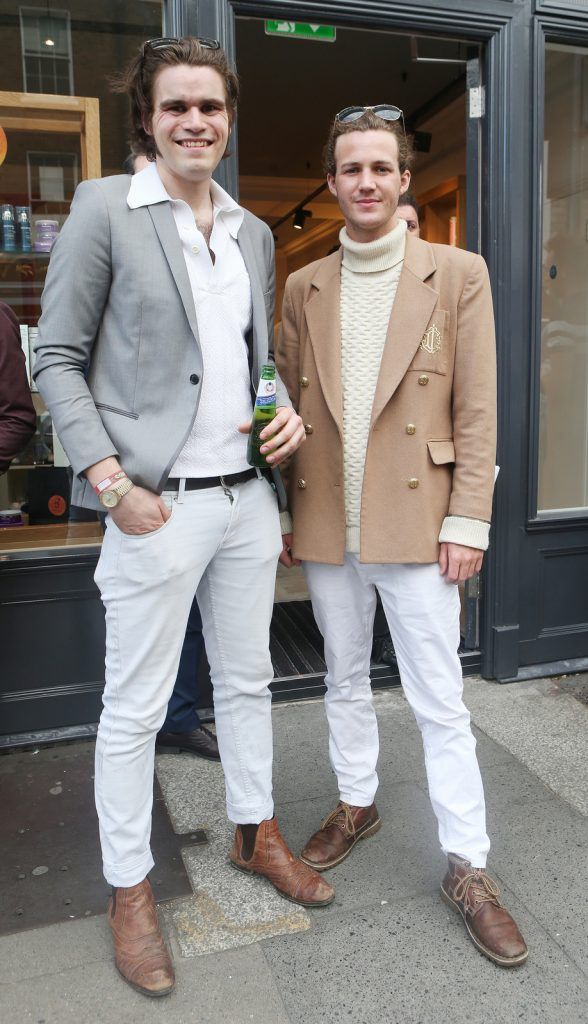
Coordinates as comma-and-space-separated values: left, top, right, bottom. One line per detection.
538, 42, 588, 517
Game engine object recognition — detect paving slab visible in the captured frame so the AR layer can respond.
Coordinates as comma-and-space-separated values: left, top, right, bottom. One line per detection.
462, 676, 588, 816
489, 792, 588, 974
0, 940, 290, 1024
0, 914, 111, 984
277, 783, 444, 917
272, 691, 516, 811
156, 751, 310, 956
261, 894, 588, 1024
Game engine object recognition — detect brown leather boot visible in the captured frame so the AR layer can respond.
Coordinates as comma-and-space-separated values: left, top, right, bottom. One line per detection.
300, 802, 381, 871
229, 817, 335, 907
441, 854, 528, 967
108, 878, 175, 996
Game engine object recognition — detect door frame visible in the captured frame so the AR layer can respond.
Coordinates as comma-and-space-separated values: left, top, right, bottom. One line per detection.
171, 0, 526, 680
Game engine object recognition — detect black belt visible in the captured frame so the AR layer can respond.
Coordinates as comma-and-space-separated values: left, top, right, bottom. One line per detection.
165, 468, 259, 491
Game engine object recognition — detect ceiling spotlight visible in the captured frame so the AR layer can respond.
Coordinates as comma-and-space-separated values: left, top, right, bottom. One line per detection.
44, 1, 55, 46
293, 208, 312, 231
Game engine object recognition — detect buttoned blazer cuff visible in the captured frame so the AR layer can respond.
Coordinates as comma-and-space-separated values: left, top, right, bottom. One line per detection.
438, 516, 490, 551
279, 510, 293, 534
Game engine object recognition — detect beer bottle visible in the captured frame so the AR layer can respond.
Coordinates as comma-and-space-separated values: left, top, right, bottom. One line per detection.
247, 364, 277, 468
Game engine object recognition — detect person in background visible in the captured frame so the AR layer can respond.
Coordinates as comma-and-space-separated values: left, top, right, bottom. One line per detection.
34, 36, 332, 999
276, 106, 527, 969
0, 301, 36, 474
396, 190, 420, 236
124, 147, 219, 763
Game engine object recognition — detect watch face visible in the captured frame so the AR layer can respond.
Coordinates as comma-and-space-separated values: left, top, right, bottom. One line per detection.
100, 489, 118, 509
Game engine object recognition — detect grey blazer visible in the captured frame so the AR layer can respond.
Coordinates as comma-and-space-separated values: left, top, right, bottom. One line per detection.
33, 175, 290, 510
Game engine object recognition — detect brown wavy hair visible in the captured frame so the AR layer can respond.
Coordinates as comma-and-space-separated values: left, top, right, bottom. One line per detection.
323, 110, 414, 178
112, 37, 239, 161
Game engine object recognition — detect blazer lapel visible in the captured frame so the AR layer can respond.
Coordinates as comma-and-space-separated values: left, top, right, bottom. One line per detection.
236, 221, 267, 380
371, 236, 438, 427
148, 203, 200, 344
304, 251, 344, 436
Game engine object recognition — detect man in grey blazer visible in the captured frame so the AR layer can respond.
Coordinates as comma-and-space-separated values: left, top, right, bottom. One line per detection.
34, 37, 333, 998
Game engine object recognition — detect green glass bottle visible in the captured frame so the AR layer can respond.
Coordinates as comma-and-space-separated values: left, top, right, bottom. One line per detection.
247, 364, 277, 468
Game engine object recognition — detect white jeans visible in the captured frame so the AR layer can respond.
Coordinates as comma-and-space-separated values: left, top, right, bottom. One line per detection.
303, 555, 490, 867
93, 476, 282, 887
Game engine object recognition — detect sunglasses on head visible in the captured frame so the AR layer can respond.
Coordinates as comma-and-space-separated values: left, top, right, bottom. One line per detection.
142, 36, 220, 58
335, 104, 406, 142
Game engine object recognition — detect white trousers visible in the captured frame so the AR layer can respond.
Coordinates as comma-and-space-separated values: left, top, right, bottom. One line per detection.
93, 476, 282, 887
303, 555, 490, 867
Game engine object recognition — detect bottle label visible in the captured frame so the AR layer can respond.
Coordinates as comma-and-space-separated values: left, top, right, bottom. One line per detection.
256, 379, 276, 406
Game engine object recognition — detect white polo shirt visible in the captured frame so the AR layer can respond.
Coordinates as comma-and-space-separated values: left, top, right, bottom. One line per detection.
127, 162, 253, 477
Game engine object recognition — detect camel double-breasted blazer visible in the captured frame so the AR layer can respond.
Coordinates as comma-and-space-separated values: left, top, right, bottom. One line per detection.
275, 233, 497, 564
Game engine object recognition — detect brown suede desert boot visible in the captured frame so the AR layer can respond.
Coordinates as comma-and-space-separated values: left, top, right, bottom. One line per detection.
441, 854, 528, 967
300, 802, 381, 871
108, 878, 175, 996
229, 817, 335, 907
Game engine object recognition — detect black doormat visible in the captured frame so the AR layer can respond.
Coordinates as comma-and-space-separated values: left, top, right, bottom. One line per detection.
0, 740, 203, 937
270, 601, 327, 678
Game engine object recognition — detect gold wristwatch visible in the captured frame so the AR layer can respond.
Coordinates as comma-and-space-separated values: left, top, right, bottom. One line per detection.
99, 476, 135, 509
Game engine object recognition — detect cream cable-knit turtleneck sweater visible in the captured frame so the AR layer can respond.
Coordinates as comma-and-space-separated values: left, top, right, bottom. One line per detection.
340, 219, 407, 552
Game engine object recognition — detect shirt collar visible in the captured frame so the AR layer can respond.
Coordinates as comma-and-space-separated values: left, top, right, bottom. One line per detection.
127, 161, 244, 237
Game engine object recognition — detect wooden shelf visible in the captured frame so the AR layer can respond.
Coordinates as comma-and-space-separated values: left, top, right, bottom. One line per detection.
0, 251, 51, 261
0, 521, 102, 552
418, 176, 466, 248
0, 91, 101, 179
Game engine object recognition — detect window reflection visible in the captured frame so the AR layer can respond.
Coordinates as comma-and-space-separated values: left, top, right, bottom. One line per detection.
538, 43, 588, 513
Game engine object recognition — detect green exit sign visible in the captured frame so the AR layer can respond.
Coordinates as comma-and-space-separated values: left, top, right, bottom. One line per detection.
265, 20, 336, 42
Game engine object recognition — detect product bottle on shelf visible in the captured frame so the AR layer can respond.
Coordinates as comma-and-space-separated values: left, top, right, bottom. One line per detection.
15, 207, 32, 252
1, 204, 16, 251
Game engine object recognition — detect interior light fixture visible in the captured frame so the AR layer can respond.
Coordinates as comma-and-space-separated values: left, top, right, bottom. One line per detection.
44, 0, 55, 47
293, 208, 312, 231
270, 183, 328, 234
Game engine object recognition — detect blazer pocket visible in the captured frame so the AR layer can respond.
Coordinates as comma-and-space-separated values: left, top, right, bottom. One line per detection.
427, 439, 455, 465
95, 402, 139, 421
408, 309, 449, 375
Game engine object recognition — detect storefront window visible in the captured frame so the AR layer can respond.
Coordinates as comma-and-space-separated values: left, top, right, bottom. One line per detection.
538, 42, 588, 514
0, 0, 164, 553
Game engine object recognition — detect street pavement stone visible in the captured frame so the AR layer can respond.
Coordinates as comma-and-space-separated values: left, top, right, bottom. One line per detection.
156, 754, 310, 955
0, 940, 290, 1024
260, 893, 587, 1024
462, 675, 588, 816
0, 678, 586, 1023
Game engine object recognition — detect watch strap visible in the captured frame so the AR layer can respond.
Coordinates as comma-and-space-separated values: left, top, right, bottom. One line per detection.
94, 470, 127, 496
98, 476, 135, 507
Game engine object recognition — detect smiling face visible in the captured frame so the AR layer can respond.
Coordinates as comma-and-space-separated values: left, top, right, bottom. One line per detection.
145, 64, 230, 193
327, 129, 411, 242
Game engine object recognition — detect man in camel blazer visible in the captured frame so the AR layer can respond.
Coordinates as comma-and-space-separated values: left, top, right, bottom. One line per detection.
276, 107, 527, 969
278, 229, 496, 566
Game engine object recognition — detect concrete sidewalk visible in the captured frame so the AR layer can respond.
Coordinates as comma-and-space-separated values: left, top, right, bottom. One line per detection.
1, 675, 587, 1024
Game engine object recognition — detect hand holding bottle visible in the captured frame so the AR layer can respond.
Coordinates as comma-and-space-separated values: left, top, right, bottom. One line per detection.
238, 406, 305, 466
240, 364, 305, 467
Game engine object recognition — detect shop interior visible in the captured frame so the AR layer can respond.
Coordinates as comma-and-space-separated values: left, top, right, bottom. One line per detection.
235, 18, 472, 322
0, 9, 473, 562
233, 19, 474, 620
